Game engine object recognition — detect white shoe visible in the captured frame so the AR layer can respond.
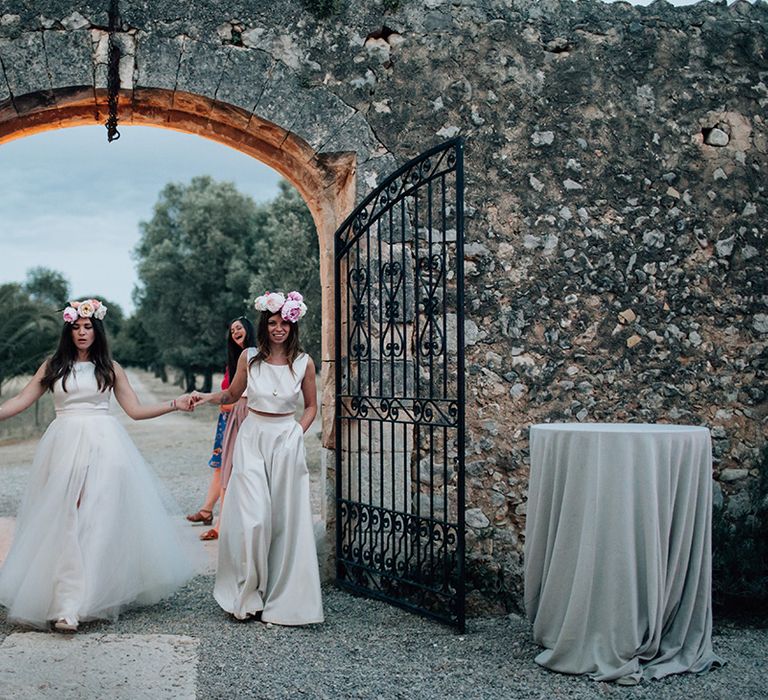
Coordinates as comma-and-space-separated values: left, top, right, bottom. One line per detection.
53, 618, 79, 633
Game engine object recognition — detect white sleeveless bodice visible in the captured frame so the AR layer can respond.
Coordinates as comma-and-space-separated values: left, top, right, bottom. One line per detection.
246, 348, 308, 414
53, 362, 111, 415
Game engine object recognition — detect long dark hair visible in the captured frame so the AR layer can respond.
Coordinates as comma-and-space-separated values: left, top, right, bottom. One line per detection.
41, 317, 116, 393
250, 311, 302, 372
226, 316, 256, 380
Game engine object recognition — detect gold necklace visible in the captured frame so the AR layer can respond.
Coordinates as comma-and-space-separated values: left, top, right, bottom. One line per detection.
266, 355, 287, 397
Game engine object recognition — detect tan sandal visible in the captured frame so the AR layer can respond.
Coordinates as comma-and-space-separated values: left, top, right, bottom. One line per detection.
186, 509, 213, 526
200, 528, 218, 541
53, 618, 78, 633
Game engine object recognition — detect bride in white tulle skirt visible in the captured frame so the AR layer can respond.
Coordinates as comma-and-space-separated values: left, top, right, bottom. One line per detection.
0, 299, 200, 632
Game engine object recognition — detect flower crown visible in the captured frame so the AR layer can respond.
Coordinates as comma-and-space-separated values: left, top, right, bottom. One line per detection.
253, 291, 307, 323
62, 299, 107, 324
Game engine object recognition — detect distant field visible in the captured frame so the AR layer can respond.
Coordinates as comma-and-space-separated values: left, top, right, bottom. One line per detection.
0, 376, 55, 444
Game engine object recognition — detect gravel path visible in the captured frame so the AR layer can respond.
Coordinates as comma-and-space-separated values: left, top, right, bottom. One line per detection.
0, 372, 766, 699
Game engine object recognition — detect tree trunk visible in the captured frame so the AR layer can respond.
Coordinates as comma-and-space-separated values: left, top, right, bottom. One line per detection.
185, 368, 197, 392
202, 367, 213, 393
152, 363, 167, 382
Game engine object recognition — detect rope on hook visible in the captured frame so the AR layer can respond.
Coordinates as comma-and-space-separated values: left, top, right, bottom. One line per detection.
105, 0, 121, 142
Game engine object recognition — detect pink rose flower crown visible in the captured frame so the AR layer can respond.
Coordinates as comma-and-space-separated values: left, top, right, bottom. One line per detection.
62, 298, 108, 324
253, 291, 307, 323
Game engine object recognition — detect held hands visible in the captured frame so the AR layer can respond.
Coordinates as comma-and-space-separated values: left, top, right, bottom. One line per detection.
189, 391, 214, 408
174, 394, 196, 412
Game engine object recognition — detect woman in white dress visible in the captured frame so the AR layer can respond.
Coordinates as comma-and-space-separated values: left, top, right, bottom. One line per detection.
193, 291, 323, 625
0, 299, 198, 632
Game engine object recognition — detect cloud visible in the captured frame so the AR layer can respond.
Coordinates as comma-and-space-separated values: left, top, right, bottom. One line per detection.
0, 125, 283, 313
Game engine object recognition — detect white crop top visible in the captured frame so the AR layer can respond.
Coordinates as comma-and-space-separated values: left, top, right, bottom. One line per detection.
246, 348, 308, 414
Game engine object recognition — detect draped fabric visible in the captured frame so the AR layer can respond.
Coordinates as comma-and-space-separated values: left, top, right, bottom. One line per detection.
525, 423, 724, 683
219, 397, 248, 489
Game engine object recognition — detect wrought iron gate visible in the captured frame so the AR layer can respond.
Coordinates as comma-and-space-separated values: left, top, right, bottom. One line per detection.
334, 138, 465, 630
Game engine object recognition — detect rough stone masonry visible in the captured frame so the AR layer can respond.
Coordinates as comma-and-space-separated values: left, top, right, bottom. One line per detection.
0, 0, 765, 612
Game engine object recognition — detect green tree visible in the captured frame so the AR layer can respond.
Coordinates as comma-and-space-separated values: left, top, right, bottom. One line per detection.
112, 314, 164, 378
0, 283, 60, 394
23, 267, 71, 307
249, 181, 321, 365
134, 176, 261, 390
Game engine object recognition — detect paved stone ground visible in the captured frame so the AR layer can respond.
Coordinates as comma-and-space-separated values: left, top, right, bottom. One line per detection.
0, 633, 198, 699
0, 371, 766, 699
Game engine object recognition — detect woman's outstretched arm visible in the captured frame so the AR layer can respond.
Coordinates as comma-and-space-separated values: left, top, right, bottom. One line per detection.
192, 349, 248, 407
113, 362, 193, 420
0, 361, 49, 422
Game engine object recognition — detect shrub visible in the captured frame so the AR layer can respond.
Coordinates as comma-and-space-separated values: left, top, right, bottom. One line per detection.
712, 446, 768, 618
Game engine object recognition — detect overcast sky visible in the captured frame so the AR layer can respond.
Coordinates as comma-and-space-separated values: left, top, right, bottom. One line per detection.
0, 126, 282, 314
0, 0, 744, 314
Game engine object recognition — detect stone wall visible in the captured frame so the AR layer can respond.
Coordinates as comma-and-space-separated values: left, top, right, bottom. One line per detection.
1, 0, 766, 613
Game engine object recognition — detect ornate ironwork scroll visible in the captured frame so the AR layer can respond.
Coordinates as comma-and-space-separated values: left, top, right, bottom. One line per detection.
335, 138, 466, 630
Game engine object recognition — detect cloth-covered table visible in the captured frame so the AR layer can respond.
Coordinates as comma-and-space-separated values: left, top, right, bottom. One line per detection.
524, 423, 724, 684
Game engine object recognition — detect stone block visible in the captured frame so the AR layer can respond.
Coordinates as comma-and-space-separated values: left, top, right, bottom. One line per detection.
720, 468, 749, 482
416, 490, 447, 520
135, 32, 184, 91
175, 38, 229, 101
0, 32, 51, 99
341, 418, 412, 453
287, 86, 355, 154
418, 453, 457, 489
205, 99, 252, 136
92, 31, 136, 90
338, 447, 411, 514
170, 90, 213, 119
214, 46, 273, 114
340, 356, 416, 397
318, 109, 381, 162
132, 86, 174, 125
252, 59, 301, 132
355, 152, 398, 203
8, 88, 55, 116
0, 74, 10, 105
44, 29, 93, 91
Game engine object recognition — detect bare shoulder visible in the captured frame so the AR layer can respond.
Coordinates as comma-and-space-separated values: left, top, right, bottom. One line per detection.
303, 354, 316, 373
33, 357, 52, 377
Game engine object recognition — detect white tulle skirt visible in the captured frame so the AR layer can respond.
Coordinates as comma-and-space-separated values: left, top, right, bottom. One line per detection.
0, 411, 201, 629
214, 412, 323, 625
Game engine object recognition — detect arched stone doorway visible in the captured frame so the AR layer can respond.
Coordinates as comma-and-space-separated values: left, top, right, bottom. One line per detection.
0, 6, 398, 578
0, 84, 378, 573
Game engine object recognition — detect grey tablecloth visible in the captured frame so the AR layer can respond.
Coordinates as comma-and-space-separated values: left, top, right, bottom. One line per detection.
524, 423, 724, 683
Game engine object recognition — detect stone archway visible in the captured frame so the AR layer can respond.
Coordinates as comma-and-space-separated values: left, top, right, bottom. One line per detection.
0, 82, 382, 573
0, 15, 396, 574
